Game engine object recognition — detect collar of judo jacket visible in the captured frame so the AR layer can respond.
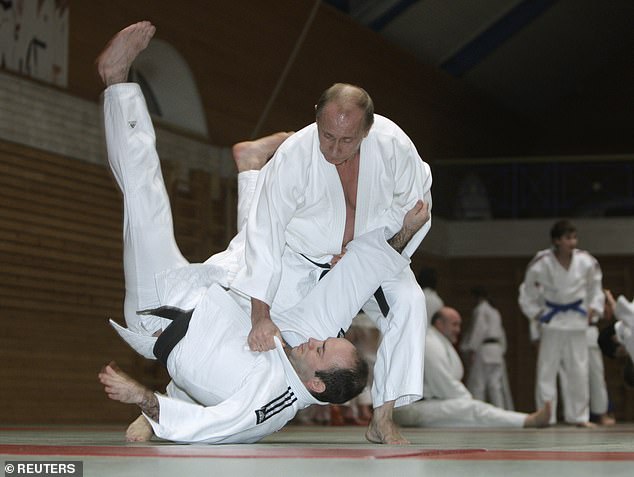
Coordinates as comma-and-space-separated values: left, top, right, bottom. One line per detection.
274, 336, 326, 406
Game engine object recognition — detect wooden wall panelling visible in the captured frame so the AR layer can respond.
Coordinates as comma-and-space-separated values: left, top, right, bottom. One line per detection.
0, 139, 236, 423
0, 140, 133, 423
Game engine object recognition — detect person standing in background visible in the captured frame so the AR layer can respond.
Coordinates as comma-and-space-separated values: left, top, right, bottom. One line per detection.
519, 219, 604, 426
461, 287, 514, 410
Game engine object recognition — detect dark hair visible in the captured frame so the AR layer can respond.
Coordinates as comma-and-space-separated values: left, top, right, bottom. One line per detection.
312, 351, 369, 404
417, 267, 437, 289
430, 310, 443, 326
315, 83, 374, 131
470, 286, 488, 299
550, 219, 576, 240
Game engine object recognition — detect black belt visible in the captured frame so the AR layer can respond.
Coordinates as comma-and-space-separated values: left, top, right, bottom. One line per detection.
482, 338, 500, 344
301, 253, 391, 320
148, 306, 194, 367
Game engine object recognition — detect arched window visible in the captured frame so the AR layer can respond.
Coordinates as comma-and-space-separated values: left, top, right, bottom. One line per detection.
129, 39, 208, 137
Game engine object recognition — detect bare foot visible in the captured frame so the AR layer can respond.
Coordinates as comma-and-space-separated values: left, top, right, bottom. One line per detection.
365, 402, 409, 445
96, 21, 156, 86
366, 417, 409, 445
232, 132, 293, 172
126, 414, 154, 442
524, 401, 551, 428
575, 421, 597, 428
599, 414, 616, 426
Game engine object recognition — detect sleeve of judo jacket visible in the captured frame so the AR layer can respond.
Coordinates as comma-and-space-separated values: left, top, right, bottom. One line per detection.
232, 147, 303, 306
380, 131, 433, 259
518, 255, 545, 321
145, 370, 293, 444
585, 254, 605, 319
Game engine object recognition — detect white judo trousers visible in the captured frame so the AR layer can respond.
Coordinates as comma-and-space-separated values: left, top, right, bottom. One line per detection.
392, 398, 526, 428
586, 326, 609, 415
393, 328, 526, 428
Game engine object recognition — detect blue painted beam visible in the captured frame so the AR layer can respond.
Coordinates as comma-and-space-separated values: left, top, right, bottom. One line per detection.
369, 0, 420, 31
323, 0, 350, 14
441, 0, 558, 77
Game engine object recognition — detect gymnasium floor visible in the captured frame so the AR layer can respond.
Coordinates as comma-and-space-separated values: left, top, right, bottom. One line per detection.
1, 423, 633, 477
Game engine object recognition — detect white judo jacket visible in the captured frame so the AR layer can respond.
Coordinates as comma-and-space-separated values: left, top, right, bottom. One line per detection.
615, 295, 634, 360
231, 115, 432, 310
126, 284, 323, 444
423, 327, 471, 400
519, 248, 604, 331
461, 300, 506, 364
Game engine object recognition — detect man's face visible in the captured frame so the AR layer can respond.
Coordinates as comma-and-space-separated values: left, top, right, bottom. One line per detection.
554, 231, 578, 254
436, 309, 462, 344
287, 337, 355, 383
316, 102, 368, 165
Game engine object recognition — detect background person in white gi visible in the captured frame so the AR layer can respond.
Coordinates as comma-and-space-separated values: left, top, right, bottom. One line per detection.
519, 219, 604, 426
460, 287, 514, 410
599, 290, 634, 387
232, 82, 433, 445
417, 267, 444, 326
393, 307, 550, 428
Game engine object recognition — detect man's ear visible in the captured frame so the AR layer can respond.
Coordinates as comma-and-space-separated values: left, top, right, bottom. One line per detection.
305, 376, 326, 394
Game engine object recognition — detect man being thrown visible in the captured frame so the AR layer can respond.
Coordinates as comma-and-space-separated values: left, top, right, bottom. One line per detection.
96, 21, 429, 444
393, 307, 550, 429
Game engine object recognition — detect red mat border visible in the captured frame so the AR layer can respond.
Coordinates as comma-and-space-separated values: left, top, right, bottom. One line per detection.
1, 445, 633, 461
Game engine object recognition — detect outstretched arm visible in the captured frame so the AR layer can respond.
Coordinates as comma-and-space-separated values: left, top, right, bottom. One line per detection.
387, 200, 429, 253
98, 361, 160, 421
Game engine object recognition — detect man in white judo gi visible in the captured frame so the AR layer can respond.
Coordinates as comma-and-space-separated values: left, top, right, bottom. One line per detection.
95, 22, 429, 444
599, 290, 634, 387
231, 79, 433, 445
519, 219, 604, 426
607, 291, 634, 361
392, 307, 550, 428
460, 287, 514, 410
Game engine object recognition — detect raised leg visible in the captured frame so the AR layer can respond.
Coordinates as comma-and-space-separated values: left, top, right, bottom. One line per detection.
99, 22, 186, 333
232, 132, 292, 229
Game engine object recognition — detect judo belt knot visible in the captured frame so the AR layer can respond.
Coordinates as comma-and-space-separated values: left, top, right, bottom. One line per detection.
540, 299, 585, 324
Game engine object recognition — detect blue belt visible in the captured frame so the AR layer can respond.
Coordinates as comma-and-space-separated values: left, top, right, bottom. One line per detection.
540, 299, 586, 324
